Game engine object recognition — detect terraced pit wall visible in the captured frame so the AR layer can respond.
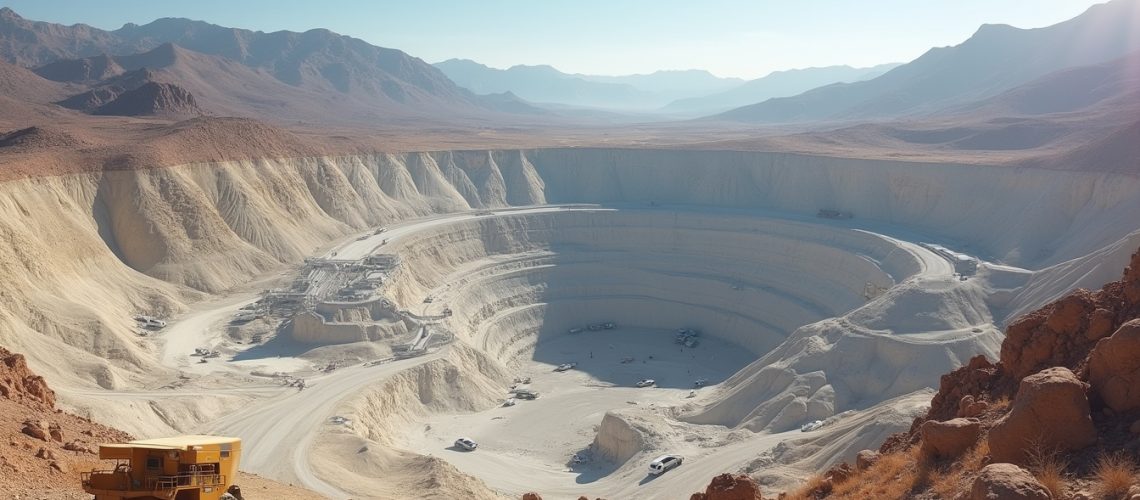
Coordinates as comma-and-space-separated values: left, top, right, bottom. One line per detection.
0, 149, 1138, 390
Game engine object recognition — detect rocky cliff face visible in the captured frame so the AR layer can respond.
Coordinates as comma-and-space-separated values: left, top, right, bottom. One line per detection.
0, 345, 133, 496
921, 248, 1140, 426
0, 347, 54, 408
798, 247, 1140, 497
92, 81, 201, 117
0, 149, 1137, 394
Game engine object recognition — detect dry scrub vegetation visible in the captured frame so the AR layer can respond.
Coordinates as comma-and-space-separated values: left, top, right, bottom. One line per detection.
779, 445, 1140, 499
1026, 445, 1070, 499
1094, 452, 1138, 499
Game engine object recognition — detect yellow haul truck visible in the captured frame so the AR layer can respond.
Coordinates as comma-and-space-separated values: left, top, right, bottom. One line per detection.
81, 435, 241, 500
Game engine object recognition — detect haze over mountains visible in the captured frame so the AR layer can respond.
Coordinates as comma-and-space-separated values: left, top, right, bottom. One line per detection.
661, 63, 899, 114
0, 7, 536, 124
434, 59, 899, 115
714, 0, 1140, 123
434, 59, 746, 111
0, 0, 1136, 157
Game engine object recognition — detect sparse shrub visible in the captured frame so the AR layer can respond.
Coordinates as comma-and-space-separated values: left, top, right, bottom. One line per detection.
826, 447, 921, 499
1026, 444, 1068, 499
1094, 452, 1137, 499
782, 474, 828, 500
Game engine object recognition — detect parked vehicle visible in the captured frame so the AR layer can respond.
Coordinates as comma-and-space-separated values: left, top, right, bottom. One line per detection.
801, 420, 824, 432
554, 362, 577, 372
454, 437, 477, 451
503, 398, 516, 407
135, 315, 167, 329
602, 322, 616, 329
568, 327, 584, 334
514, 389, 539, 400
648, 454, 683, 475
636, 379, 656, 388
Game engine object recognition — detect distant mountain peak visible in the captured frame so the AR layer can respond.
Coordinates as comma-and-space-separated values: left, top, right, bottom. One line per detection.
0, 10, 530, 124
715, 0, 1140, 123
93, 81, 201, 116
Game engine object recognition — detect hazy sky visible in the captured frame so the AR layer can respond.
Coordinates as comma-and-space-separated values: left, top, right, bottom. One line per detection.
1, 0, 1108, 79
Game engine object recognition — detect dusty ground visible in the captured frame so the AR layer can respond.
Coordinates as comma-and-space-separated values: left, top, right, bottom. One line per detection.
0, 393, 324, 499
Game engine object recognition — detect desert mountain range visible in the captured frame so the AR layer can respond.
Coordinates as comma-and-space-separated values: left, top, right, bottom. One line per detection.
2, 2, 1140, 499
715, 0, 1140, 123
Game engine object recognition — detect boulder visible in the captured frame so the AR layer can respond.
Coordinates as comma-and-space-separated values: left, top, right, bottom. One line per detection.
21, 420, 47, 441
964, 400, 990, 418
920, 418, 982, 460
988, 367, 1096, 465
855, 450, 880, 471
35, 447, 56, 460
64, 440, 92, 453
49, 460, 66, 473
959, 393, 991, 417
969, 463, 1051, 500
959, 395, 977, 414
522, 494, 542, 500
1088, 319, 1140, 413
1086, 308, 1116, 341
926, 355, 999, 422
825, 463, 853, 484
48, 422, 62, 442
1002, 291, 1097, 379
0, 349, 56, 407
689, 473, 763, 500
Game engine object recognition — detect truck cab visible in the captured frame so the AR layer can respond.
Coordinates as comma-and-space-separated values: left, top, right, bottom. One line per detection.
82, 435, 241, 500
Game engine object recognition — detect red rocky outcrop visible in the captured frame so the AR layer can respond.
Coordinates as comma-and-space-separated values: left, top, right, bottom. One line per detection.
969, 463, 1051, 500
1088, 319, 1140, 412
689, 473, 763, 500
920, 418, 982, 460
0, 347, 55, 408
1001, 250, 1140, 380
987, 367, 1096, 465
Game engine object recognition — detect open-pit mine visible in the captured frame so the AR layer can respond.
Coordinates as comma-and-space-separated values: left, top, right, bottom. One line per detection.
4, 147, 1139, 499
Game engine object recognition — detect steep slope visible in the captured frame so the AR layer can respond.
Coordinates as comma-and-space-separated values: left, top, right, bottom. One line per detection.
781, 248, 1140, 498
0, 347, 134, 497
37, 43, 545, 124
953, 49, 1140, 118
0, 8, 530, 123
716, 0, 1140, 123
92, 81, 201, 117
0, 7, 126, 68
664, 64, 898, 115
0, 58, 70, 126
111, 18, 477, 110
0, 346, 323, 499
751, 50, 1140, 161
